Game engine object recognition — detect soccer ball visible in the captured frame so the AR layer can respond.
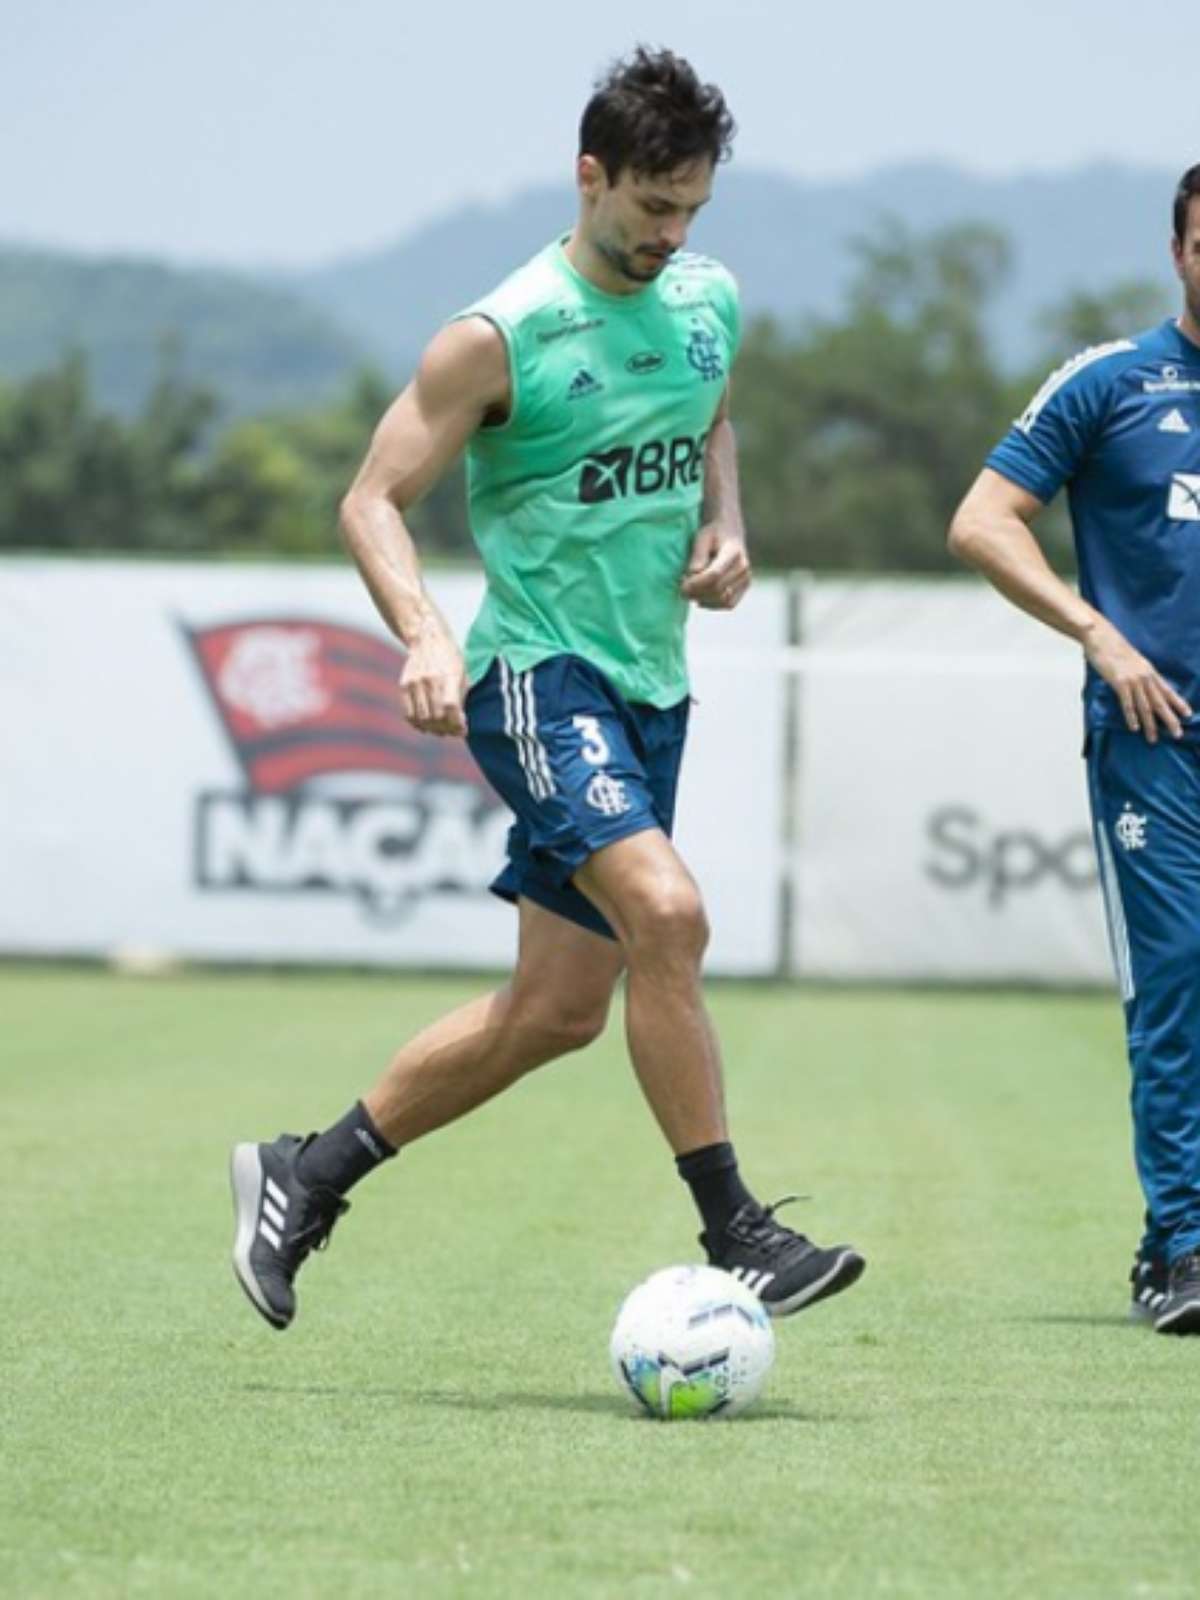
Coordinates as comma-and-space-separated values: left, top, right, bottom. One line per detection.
610, 1264, 775, 1420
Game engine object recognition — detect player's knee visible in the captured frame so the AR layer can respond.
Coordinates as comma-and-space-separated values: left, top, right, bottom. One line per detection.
548, 1004, 610, 1054
509, 990, 611, 1058
626, 879, 709, 961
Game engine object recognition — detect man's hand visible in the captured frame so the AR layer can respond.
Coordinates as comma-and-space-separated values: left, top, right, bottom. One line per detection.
680, 524, 751, 610
1083, 615, 1193, 744
399, 629, 468, 737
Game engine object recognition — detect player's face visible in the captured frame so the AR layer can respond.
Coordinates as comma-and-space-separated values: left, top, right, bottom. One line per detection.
1172, 196, 1200, 335
581, 159, 714, 286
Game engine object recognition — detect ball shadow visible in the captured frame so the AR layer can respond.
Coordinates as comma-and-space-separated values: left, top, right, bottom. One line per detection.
239, 1383, 836, 1422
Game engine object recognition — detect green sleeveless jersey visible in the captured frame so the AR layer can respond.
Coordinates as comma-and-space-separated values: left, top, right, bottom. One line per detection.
454, 237, 740, 708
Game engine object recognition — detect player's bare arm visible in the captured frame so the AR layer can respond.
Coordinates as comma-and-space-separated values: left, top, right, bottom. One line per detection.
339, 317, 511, 736
681, 385, 751, 611
949, 467, 1193, 744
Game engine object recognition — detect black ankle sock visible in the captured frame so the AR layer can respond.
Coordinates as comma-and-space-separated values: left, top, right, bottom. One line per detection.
295, 1101, 397, 1196
676, 1141, 757, 1240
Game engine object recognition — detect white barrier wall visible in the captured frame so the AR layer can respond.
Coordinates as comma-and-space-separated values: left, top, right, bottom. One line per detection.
0, 559, 1115, 983
0, 559, 785, 975
792, 580, 1111, 983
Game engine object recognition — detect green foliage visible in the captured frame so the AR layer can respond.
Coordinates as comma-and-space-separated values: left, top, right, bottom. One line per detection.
735, 223, 1020, 572
203, 371, 391, 556
0, 352, 477, 559
0, 348, 214, 552
205, 370, 472, 556
1036, 279, 1173, 362
0, 225, 1175, 571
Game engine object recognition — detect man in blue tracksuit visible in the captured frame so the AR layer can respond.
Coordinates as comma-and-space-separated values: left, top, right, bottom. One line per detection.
949, 163, 1200, 1334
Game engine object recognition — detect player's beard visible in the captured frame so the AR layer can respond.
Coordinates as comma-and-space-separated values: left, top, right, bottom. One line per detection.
597, 234, 672, 285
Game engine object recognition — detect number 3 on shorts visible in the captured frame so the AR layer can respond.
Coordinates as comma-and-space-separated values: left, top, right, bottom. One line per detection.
572, 714, 610, 766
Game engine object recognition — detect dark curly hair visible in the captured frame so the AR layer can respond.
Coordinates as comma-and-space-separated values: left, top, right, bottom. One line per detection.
579, 47, 736, 183
1174, 164, 1200, 243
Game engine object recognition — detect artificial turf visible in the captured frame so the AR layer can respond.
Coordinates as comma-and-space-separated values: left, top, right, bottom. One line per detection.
4, 966, 1193, 1599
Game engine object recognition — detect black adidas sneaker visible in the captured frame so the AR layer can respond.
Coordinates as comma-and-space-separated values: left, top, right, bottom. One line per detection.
1129, 1252, 1168, 1324
702, 1197, 865, 1318
1154, 1249, 1200, 1335
229, 1134, 349, 1331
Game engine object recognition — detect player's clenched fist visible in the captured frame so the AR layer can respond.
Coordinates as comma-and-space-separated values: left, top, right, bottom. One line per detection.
399, 632, 468, 737
681, 524, 752, 610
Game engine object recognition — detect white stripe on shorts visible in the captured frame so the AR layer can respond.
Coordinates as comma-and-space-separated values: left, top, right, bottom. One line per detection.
520, 670, 556, 798
500, 660, 555, 801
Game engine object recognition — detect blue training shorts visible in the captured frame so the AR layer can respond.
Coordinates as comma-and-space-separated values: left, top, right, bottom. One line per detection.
465, 653, 690, 939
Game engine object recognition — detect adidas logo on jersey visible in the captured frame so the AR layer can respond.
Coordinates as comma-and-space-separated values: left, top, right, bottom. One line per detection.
567, 368, 603, 401
1158, 408, 1192, 435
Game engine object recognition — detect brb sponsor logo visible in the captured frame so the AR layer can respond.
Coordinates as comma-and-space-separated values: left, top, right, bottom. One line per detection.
185, 619, 507, 919
924, 806, 1097, 909
578, 432, 708, 504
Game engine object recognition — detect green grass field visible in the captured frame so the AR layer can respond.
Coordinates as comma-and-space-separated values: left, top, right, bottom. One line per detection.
4, 966, 1195, 1599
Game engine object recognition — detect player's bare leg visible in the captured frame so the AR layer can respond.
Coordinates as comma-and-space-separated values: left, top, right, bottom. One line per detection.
231, 899, 622, 1329
575, 828, 865, 1318
574, 829, 725, 1155
361, 898, 624, 1146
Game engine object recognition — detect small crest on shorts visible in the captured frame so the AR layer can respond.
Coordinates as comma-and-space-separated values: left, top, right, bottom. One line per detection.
586, 771, 631, 817
1115, 805, 1148, 853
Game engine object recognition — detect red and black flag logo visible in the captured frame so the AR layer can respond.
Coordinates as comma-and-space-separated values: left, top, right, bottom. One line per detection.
185, 618, 483, 793
184, 618, 505, 918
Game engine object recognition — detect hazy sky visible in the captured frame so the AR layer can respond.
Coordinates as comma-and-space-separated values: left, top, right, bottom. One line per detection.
3, 0, 1194, 268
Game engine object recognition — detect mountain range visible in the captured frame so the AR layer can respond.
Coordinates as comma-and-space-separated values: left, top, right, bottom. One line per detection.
0, 163, 1180, 417
297, 162, 1179, 375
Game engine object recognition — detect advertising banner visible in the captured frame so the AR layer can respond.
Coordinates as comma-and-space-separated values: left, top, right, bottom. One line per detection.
0, 559, 785, 974
791, 581, 1113, 983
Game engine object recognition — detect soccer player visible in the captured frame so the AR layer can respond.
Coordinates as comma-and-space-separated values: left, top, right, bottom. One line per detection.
948, 163, 1200, 1334
229, 48, 865, 1332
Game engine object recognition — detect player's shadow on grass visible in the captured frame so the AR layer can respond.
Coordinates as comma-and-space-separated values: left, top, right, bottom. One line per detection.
240, 1384, 831, 1422
240, 1383, 627, 1413
414, 1390, 835, 1423
1012, 1314, 1139, 1328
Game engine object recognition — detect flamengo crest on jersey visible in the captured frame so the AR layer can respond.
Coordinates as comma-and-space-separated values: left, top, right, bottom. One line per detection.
1015, 339, 1137, 434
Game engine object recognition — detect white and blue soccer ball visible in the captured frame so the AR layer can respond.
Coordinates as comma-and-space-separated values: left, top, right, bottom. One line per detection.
610, 1264, 776, 1420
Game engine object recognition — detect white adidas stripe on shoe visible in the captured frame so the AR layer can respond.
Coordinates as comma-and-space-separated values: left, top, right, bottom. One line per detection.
229, 1135, 349, 1332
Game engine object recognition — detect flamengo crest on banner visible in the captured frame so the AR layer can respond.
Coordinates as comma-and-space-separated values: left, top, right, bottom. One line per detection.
184, 619, 508, 918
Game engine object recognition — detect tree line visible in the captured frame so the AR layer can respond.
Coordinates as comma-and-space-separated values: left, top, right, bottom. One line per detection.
0, 224, 1169, 573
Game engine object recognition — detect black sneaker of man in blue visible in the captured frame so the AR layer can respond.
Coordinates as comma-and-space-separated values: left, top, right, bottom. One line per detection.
1129, 1252, 1169, 1324
1154, 1249, 1200, 1335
